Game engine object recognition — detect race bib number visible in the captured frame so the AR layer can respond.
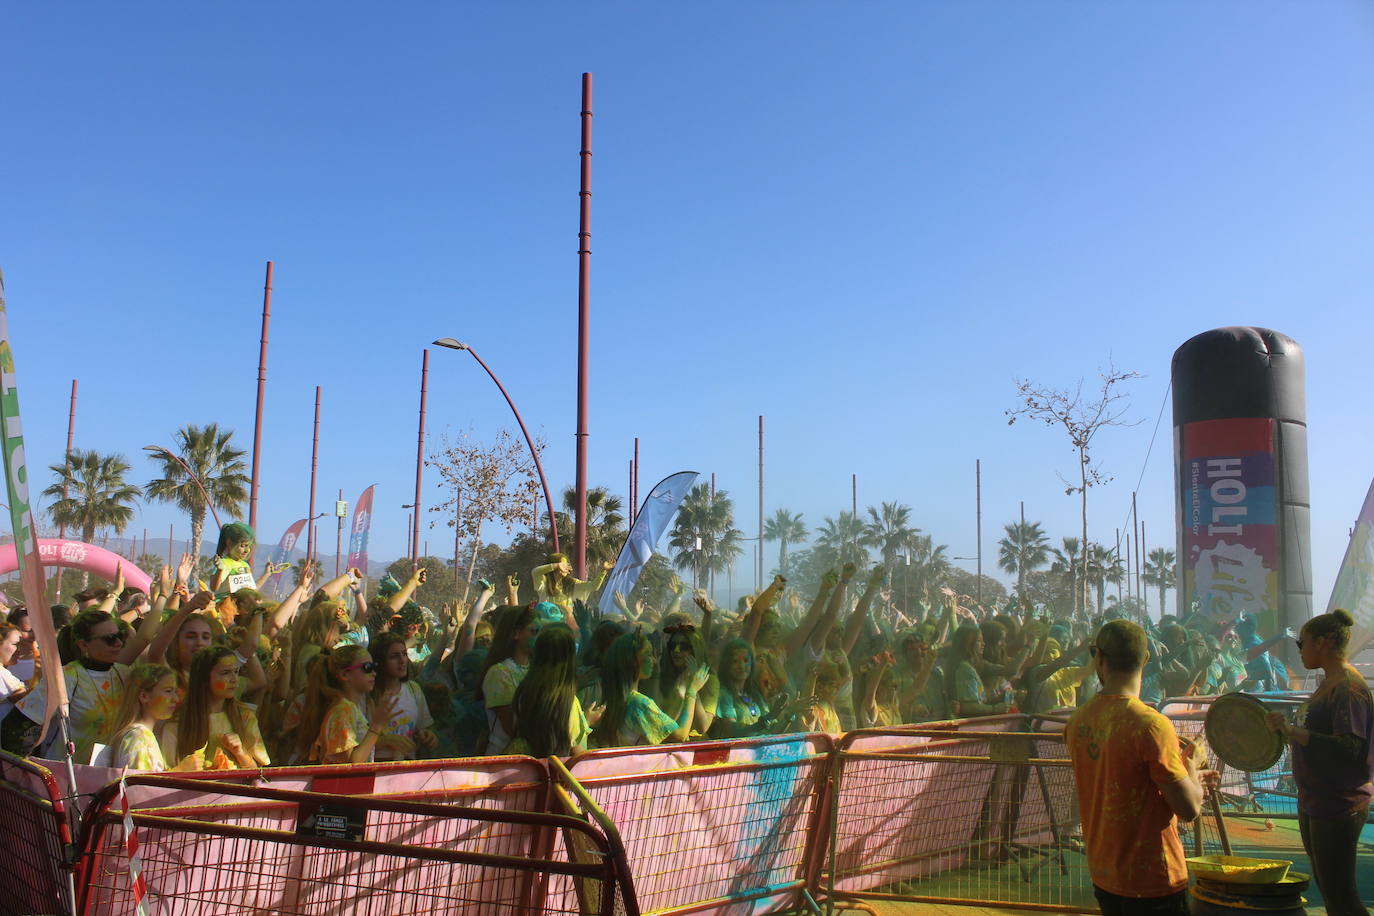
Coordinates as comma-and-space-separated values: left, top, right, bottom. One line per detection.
226, 571, 257, 593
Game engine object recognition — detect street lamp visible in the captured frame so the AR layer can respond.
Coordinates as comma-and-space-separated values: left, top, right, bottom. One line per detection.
432, 337, 560, 554
144, 445, 222, 528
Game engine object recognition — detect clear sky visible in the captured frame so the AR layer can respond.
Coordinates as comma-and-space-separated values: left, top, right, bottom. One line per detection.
3, 2, 1372, 607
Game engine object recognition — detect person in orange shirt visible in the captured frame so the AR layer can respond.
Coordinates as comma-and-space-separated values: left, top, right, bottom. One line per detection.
1066, 619, 1218, 915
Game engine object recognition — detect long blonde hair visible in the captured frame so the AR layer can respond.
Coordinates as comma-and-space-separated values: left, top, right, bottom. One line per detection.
294, 644, 369, 762
103, 662, 174, 745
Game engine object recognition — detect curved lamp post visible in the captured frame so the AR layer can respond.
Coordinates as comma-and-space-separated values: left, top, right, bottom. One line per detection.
144, 445, 223, 529
433, 338, 560, 554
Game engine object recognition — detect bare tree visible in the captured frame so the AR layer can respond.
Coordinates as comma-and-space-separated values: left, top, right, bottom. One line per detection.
426, 427, 545, 591
1007, 365, 1139, 617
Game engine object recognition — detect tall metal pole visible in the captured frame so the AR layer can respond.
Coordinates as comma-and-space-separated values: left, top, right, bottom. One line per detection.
414, 349, 429, 571
1141, 519, 1148, 620
1115, 527, 1123, 607
454, 491, 462, 594
55, 378, 77, 601
758, 415, 764, 590
1131, 491, 1140, 614
628, 459, 634, 523
306, 387, 320, 567
249, 260, 272, 547
1019, 500, 1026, 604
141, 528, 147, 560
710, 473, 717, 599
632, 436, 639, 523
573, 71, 593, 579
975, 459, 982, 608
335, 488, 343, 576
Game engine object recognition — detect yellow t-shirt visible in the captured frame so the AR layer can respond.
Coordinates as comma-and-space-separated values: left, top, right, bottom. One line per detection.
1066, 694, 1190, 898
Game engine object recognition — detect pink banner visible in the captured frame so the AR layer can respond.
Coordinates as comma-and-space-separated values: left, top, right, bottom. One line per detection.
345, 485, 375, 573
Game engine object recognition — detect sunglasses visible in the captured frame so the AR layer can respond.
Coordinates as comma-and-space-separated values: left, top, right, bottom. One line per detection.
91, 633, 125, 646
345, 661, 379, 674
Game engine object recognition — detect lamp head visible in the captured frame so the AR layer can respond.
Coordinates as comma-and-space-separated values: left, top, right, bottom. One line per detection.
433, 338, 468, 351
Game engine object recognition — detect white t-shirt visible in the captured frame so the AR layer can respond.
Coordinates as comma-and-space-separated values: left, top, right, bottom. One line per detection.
0, 666, 28, 721
482, 658, 529, 755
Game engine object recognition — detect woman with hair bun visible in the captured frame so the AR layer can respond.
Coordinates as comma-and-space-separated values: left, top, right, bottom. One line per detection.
1266, 608, 1372, 915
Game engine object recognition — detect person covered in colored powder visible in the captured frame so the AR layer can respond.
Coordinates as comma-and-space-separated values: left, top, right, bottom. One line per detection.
1266, 609, 1372, 916
1066, 619, 1217, 916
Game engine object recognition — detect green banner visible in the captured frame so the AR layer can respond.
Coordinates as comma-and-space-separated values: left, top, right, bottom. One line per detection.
0, 269, 65, 721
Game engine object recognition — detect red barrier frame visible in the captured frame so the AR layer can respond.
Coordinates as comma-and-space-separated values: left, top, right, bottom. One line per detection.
0, 752, 76, 916
566, 733, 834, 916
76, 775, 628, 916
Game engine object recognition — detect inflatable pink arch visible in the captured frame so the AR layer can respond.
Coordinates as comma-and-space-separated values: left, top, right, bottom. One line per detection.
0, 539, 153, 593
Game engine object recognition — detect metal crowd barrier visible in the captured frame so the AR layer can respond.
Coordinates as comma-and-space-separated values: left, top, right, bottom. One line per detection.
0, 753, 76, 916
75, 775, 632, 916
2, 707, 1259, 916
562, 733, 833, 916
821, 722, 1098, 914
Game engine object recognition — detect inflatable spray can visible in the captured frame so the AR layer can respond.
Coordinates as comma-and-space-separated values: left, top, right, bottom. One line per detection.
1171, 327, 1311, 642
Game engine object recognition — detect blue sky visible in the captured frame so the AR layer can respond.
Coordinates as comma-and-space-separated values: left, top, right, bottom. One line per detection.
3, 2, 1372, 607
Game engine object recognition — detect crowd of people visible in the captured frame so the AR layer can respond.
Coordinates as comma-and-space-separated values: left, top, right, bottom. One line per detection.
0, 520, 1368, 911
0, 522, 1311, 771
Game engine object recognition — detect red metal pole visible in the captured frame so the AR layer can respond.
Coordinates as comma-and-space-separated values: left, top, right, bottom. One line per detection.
306, 387, 320, 566
628, 459, 634, 524
574, 71, 593, 579
413, 349, 428, 570
55, 378, 77, 601
141, 528, 147, 560
250, 261, 273, 549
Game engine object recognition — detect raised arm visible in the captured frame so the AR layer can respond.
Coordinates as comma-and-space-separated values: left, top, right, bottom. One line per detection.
453, 584, 495, 660
798, 562, 855, 655
387, 568, 426, 611
743, 574, 790, 646
843, 565, 885, 654
269, 570, 312, 634
783, 569, 841, 656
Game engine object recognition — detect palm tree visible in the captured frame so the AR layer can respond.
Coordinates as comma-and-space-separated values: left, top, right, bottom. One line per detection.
763, 508, 808, 578
1143, 548, 1177, 618
813, 511, 869, 570
145, 424, 249, 565
903, 533, 951, 607
860, 501, 922, 571
1049, 536, 1084, 617
996, 520, 1050, 601
553, 486, 626, 570
667, 484, 744, 588
1085, 542, 1124, 615
42, 449, 141, 585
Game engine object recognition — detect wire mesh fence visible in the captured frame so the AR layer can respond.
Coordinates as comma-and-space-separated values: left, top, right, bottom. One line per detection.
76, 778, 630, 916
562, 735, 832, 915
0, 753, 74, 916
